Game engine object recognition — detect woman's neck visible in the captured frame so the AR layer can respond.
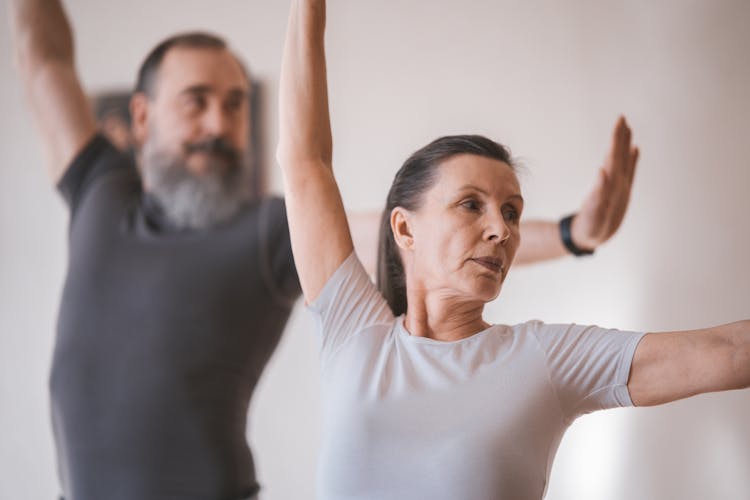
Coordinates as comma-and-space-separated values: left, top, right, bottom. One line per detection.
403, 286, 489, 342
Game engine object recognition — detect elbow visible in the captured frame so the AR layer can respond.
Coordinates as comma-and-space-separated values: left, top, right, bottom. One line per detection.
275, 141, 332, 173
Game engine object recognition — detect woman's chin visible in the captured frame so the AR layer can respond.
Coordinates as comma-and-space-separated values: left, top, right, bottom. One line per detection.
469, 282, 503, 304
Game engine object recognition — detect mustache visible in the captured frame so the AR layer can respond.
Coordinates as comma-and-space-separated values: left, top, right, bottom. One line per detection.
184, 137, 240, 162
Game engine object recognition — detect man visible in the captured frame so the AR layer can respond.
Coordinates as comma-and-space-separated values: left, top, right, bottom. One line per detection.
7, 0, 637, 499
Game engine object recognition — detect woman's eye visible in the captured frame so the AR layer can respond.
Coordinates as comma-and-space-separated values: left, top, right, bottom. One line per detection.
503, 208, 520, 223
460, 199, 481, 211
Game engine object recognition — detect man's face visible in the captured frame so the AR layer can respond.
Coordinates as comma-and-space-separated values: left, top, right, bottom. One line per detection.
134, 46, 254, 229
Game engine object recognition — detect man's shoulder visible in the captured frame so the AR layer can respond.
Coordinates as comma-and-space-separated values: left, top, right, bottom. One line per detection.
58, 133, 140, 211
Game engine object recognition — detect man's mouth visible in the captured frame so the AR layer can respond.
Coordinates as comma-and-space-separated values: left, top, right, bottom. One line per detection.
471, 257, 504, 274
185, 139, 239, 163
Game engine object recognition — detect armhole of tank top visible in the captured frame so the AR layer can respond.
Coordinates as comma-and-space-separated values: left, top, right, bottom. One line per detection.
257, 198, 297, 308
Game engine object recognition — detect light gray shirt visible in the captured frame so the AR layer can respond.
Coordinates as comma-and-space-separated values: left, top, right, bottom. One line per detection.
309, 253, 644, 500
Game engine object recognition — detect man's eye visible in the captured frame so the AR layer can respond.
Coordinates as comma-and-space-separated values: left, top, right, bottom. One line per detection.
184, 94, 206, 111
225, 97, 245, 113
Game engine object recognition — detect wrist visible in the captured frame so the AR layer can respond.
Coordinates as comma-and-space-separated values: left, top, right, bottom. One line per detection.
559, 214, 595, 256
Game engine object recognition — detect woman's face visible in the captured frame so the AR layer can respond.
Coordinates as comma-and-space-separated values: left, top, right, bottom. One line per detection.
398, 154, 523, 304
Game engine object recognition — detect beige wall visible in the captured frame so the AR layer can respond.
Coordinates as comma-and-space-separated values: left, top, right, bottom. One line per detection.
1, 1, 749, 499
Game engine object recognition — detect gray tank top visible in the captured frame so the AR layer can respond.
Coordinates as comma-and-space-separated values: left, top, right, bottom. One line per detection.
52, 135, 300, 500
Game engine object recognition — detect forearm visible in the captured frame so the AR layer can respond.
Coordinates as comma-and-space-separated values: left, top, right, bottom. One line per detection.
277, 0, 332, 170
9, 0, 74, 74
515, 220, 568, 265
718, 320, 750, 390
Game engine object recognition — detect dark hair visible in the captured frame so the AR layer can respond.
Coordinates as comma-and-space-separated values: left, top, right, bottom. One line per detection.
376, 135, 515, 316
135, 32, 248, 96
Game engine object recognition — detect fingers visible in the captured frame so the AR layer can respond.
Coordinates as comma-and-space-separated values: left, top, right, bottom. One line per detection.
607, 115, 640, 186
578, 116, 639, 247
606, 117, 624, 174
627, 145, 639, 186
578, 117, 640, 246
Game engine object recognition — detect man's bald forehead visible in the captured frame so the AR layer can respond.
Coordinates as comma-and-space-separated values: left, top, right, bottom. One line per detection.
136, 32, 252, 97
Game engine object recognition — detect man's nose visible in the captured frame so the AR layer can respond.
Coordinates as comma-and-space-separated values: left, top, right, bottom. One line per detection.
202, 102, 232, 137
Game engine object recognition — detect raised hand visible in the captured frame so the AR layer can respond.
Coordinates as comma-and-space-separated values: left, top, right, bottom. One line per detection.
571, 116, 639, 251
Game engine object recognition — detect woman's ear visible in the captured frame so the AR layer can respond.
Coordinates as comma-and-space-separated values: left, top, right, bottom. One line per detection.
390, 207, 414, 251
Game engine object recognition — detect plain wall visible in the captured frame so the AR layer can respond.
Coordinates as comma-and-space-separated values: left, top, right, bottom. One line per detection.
1, 1, 749, 498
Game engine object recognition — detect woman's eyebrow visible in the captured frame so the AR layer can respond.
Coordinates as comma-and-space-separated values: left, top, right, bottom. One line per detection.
457, 185, 524, 204
456, 184, 489, 195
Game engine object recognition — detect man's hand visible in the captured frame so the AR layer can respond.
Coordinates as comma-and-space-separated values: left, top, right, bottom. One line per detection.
571, 116, 639, 251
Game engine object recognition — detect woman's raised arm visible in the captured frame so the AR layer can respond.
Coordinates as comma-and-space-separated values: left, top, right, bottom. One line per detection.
277, 0, 353, 303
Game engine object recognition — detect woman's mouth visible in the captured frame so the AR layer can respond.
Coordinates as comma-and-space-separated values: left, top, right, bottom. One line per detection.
471, 257, 503, 274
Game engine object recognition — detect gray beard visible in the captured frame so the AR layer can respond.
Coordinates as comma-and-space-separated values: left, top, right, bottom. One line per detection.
140, 142, 254, 230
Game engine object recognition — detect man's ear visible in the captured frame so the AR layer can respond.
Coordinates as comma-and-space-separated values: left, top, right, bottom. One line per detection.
129, 92, 150, 148
390, 207, 415, 251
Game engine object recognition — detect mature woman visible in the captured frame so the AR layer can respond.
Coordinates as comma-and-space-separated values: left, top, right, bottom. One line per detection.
277, 1, 750, 499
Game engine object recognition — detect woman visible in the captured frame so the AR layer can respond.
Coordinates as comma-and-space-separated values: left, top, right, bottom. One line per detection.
277, 1, 750, 498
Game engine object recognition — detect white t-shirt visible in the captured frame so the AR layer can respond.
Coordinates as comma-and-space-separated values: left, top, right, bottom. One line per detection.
309, 253, 645, 500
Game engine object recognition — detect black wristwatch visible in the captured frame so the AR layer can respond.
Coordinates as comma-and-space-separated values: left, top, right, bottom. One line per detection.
559, 214, 595, 256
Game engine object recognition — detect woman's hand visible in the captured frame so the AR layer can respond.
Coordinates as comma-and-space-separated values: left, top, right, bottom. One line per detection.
571, 116, 639, 251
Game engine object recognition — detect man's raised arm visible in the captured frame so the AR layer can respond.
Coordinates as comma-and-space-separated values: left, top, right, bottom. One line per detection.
8, 0, 97, 183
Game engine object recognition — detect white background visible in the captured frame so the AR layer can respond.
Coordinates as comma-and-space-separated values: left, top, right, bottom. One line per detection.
1, 0, 749, 498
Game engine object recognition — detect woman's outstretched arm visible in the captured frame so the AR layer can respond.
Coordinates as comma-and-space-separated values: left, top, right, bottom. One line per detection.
628, 320, 750, 406
277, 0, 353, 303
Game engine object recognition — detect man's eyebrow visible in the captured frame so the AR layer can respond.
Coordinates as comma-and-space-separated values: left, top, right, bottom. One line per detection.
226, 88, 250, 99
181, 84, 212, 95
180, 85, 249, 100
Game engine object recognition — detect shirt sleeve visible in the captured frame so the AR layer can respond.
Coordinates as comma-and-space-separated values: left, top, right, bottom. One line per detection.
56, 133, 132, 215
530, 321, 646, 422
307, 252, 394, 363
257, 197, 302, 306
